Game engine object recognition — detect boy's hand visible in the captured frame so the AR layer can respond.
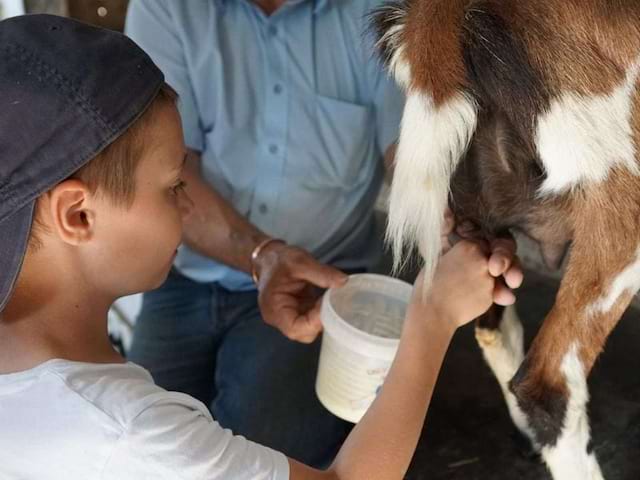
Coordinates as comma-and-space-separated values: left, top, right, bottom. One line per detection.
487, 236, 523, 306
441, 208, 523, 307
417, 240, 495, 330
412, 238, 523, 331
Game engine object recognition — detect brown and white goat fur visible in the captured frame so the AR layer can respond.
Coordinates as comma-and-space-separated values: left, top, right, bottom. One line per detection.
373, 1, 640, 478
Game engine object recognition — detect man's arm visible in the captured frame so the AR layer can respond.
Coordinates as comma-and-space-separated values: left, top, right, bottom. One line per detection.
180, 150, 347, 343
180, 149, 269, 273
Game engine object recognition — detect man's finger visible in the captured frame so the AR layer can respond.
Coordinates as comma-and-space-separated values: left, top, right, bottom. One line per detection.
293, 254, 348, 289
272, 307, 321, 342
292, 332, 321, 344
306, 299, 324, 328
261, 299, 296, 331
287, 311, 323, 343
261, 291, 324, 342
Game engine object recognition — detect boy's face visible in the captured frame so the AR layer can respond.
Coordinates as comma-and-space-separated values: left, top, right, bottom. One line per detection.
88, 103, 189, 296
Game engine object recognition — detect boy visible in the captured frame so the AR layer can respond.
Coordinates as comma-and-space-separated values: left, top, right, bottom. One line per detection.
0, 14, 522, 480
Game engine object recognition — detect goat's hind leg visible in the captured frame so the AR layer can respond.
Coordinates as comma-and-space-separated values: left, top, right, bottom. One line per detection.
508, 183, 640, 480
516, 265, 640, 480
508, 310, 606, 480
475, 305, 538, 453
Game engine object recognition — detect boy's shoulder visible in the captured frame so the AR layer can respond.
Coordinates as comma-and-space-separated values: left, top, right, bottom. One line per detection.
57, 360, 213, 425
0, 359, 211, 429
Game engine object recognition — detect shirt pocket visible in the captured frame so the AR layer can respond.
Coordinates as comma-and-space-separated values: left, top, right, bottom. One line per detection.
296, 94, 374, 190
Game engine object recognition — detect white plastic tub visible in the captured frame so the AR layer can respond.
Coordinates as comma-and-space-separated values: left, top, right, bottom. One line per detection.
315, 274, 412, 423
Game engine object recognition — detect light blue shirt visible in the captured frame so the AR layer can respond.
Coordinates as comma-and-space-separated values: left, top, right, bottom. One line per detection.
126, 0, 404, 291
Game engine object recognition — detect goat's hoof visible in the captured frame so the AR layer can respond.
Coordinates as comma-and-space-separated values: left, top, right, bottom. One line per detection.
475, 327, 501, 347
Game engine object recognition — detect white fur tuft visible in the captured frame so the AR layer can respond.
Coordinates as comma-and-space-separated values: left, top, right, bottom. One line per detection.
587, 247, 640, 316
387, 91, 478, 287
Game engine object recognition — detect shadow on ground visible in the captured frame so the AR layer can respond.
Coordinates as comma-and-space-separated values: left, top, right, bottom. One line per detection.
406, 270, 640, 480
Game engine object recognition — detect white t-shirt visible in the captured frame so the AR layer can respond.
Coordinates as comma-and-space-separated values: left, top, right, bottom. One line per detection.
0, 359, 289, 479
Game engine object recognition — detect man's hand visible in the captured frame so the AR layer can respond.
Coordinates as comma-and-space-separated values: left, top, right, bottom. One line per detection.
253, 243, 347, 343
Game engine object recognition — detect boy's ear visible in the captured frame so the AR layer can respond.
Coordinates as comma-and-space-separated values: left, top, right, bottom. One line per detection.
47, 179, 96, 246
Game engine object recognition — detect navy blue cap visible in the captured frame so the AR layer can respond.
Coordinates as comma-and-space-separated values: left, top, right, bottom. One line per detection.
0, 14, 165, 312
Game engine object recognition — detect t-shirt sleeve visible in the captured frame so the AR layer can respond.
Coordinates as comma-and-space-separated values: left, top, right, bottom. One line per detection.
101, 393, 290, 480
125, 0, 204, 152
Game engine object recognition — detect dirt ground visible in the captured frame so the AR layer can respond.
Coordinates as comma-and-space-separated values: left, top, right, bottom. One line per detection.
406, 271, 640, 480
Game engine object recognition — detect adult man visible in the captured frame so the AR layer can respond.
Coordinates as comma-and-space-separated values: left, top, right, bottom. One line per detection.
125, 0, 404, 467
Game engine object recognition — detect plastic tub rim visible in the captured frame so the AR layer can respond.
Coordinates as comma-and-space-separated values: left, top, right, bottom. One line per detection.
320, 273, 412, 359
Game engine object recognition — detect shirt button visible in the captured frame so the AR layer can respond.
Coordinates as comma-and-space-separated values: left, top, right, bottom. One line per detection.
273, 84, 283, 95
259, 204, 268, 214
268, 25, 278, 36
269, 144, 279, 155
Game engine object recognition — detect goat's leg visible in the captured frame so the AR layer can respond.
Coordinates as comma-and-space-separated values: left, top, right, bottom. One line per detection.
509, 181, 640, 479
475, 305, 537, 450
509, 309, 608, 479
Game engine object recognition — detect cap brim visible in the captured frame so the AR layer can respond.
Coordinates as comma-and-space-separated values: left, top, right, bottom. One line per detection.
0, 201, 35, 313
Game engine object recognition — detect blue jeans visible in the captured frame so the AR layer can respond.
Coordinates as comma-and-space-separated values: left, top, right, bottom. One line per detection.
127, 268, 352, 467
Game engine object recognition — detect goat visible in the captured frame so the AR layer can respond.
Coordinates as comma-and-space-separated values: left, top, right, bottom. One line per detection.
372, 1, 640, 478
